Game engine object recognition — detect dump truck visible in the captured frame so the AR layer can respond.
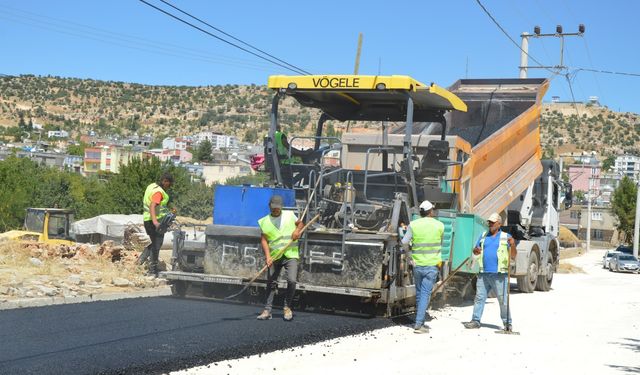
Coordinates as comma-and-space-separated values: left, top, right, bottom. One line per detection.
161, 75, 570, 316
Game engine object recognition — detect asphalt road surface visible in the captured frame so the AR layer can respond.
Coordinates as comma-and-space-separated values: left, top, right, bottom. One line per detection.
0, 296, 392, 374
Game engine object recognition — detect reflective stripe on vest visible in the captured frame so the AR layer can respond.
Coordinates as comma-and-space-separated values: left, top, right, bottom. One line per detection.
410, 217, 444, 267
258, 211, 299, 259
478, 231, 510, 273
143, 183, 169, 222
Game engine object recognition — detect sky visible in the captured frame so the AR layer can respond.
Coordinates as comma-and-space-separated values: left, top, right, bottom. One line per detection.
1, 0, 639, 114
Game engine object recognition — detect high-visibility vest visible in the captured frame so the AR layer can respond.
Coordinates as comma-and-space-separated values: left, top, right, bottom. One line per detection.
478, 231, 510, 273
275, 131, 294, 165
410, 217, 444, 267
258, 210, 299, 259
143, 183, 169, 222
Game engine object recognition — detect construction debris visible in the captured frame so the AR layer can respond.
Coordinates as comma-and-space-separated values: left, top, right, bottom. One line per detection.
0, 239, 166, 303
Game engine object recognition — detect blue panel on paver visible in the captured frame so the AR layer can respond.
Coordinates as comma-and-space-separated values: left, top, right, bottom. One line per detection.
213, 185, 295, 227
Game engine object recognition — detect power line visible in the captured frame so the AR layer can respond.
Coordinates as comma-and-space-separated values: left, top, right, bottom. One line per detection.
0, 6, 276, 72
575, 68, 640, 78
157, 0, 311, 75
138, 0, 310, 75
580, 38, 604, 99
474, 0, 556, 74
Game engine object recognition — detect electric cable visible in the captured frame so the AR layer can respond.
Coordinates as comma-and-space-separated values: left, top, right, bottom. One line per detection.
474, 0, 558, 75
157, 0, 311, 75
138, 0, 310, 75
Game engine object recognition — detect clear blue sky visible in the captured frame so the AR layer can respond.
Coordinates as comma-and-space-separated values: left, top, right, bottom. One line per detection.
1, 0, 639, 113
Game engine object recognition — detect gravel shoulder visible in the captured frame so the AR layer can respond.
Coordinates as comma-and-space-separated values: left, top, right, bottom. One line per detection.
175, 248, 640, 375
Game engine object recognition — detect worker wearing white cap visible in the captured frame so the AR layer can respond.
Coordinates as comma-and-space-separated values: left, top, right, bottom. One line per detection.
463, 212, 517, 331
401, 200, 444, 334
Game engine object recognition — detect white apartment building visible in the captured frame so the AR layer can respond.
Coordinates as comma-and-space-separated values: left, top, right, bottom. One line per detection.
614, 154, 640, 182
162, 137, 191, 150
194, 131, 238, 149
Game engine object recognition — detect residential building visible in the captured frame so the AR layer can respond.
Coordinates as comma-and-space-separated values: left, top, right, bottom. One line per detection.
63, 155, 83, 173
599, 172, 623, 205
575, 205, 617, 245
201, 159, 254, 185
47, 130, 69, 138
194, 131, 238, 149
84, 145, 141, 175
614, 154, 640, 182
126, 135, 153, 148
568, 161, 600, 196
145, 149, 193, 164
162, 137, 192, 151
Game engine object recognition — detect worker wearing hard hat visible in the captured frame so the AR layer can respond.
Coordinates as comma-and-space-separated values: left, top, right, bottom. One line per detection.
401, 200, 444, 334
463, 212, 517, 331
256, 195, 304, 322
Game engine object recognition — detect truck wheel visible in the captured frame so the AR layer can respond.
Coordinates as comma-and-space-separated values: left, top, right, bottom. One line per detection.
536, 256, 554, 292
171, 281, 188, 297
517, 252, 539, 293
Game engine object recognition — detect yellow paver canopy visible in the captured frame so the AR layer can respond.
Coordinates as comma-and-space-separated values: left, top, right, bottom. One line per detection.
268, 75, 467, 122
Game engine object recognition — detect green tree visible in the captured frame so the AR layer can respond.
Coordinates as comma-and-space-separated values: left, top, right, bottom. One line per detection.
602, 155, 615, 171
244, 129, 257, 143
195, 140, 213, 162
0, 156, 41, 230
103, 157, 190, 215
66, 142, 87, 156
178, 181, 213, 220
224, 172, 268, 186
611, 176, 637, 243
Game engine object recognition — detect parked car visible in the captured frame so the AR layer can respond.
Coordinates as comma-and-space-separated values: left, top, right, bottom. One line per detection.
615, 245, 633, 255
603, 250, 621, 269
609, 253, 640, 273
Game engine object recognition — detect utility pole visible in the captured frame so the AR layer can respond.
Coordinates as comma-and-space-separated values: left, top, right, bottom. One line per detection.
634, 181, 640, 258
346, 33, 363, 134
586, 176, 592, 252
353, 33, 363, 75
519, 24, 585, 76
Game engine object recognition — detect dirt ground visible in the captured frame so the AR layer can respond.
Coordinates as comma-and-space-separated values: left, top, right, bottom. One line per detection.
175, 248, 640, 375
0, 240, 166, 302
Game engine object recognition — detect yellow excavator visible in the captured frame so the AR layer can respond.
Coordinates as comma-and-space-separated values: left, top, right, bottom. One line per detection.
0, 208, 75, 245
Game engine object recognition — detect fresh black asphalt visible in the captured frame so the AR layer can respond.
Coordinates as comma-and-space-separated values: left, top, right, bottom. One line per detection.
0, 296, 394, 374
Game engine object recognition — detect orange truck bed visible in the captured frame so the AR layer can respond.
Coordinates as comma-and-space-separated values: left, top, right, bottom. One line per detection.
448, 78, 549, 218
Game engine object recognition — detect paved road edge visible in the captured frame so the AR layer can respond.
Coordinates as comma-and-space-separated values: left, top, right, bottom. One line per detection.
0, 286, 172, 310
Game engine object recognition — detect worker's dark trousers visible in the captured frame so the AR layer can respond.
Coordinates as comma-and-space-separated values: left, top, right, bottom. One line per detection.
139, 220, 165, 274
264, 258, 298, 312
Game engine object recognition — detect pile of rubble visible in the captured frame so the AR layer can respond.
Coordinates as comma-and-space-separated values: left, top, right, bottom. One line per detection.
0, 240, 166, 302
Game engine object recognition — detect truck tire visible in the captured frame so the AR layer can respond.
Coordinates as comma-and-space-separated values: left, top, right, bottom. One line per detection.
517, 252, 539, 293
171, 281, 188, 297
536, 256, 554, 292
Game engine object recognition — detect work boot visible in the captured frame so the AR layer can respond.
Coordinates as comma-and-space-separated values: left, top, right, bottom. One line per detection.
283, 307, 293, 321
256, 309, 272, 320
413, 326, 429, 334
463, 320, 481, 329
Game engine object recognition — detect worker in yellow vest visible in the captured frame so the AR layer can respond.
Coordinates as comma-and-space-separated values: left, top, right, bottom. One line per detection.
138, 172, 173, 276
256, 195, 304, 321
402, 200, 444, 334
463, 212, 517, 331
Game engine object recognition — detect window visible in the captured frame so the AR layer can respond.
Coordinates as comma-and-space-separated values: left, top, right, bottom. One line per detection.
593, 229, 604, 240
570, 211, 580, 219
592, 212, 602, 221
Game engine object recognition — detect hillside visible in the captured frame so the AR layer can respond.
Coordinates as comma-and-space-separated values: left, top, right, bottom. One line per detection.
0, 75, 321, 143
540, 103, 640, 156
1, 75, 638, 155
